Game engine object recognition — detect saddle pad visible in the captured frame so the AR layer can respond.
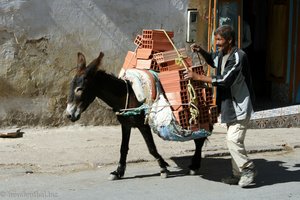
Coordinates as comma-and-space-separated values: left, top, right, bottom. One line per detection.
119, 69, 157, 104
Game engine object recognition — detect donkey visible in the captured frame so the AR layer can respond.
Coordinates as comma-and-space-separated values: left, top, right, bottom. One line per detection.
65, 51, 207, 180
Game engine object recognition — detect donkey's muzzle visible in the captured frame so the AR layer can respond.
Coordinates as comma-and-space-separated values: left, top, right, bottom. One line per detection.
65, 103, 82, 122
66, 113, 80, 122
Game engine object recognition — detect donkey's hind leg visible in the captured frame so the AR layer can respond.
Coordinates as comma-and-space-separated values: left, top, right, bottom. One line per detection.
109, 125, 131, 180
189, 137, 206, 175
138, 125, 169, 178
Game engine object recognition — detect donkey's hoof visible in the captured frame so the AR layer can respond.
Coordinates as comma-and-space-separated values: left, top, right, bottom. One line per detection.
188, 169, 200, 175
160, 169, 169, 179
160, 172, 168, 179
108, 171, 123, 181
108, 173, 121, 181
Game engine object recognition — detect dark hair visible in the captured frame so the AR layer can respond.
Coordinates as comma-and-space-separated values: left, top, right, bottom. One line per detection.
214, 25, 235, 46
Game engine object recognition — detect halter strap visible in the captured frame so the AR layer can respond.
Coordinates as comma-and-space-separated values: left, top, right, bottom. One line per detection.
116, 79, 129, 115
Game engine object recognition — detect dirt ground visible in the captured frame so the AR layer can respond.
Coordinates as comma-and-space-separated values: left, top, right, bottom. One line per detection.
1, 125, 299, 177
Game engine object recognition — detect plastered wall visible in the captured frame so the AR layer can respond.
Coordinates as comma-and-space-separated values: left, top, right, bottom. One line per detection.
0, 0, 190, 127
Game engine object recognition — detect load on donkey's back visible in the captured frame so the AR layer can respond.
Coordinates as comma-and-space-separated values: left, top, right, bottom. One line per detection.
118, 29, 218, 142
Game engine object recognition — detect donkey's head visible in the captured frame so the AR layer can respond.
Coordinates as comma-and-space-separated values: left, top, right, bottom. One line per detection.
66, 51, 104, 122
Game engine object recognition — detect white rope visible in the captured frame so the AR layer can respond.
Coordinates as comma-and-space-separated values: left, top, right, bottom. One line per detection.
119, 103, 193, 112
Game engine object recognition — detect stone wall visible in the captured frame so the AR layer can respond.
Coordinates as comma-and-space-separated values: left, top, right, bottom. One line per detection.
0, 0, 189, 127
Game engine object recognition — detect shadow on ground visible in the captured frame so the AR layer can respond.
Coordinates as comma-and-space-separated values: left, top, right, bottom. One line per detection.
170, 156, 300, 188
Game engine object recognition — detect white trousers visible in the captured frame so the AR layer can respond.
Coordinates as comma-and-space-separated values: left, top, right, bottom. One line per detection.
226, 118, 254, 177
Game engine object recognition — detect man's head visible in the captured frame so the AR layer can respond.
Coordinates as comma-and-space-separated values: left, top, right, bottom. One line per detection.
214, 25, 235, 54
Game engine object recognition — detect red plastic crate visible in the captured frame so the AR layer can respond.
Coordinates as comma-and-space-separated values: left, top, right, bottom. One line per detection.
142, 29, 174, 41
194, 88, 205, 106
158, 61, 184, 72
178, 65, 204, 79
173, 109, 190, 129
160, 64, 184, 72
158, 61, 175, 68
172, 105, 212, 131
199, 122, 210, 131
173, 107, 204, 131
134, 35, 143, 47
136, 59, 159, 71
191, 65, 205, 75
183, 57, 193, 68
205, 87, 214, 105
153, 48, 187, 64
122, 51, 137, 69
142, 40, 173, 51
209, 105, 219, 123
198, 106, 210, 124
159, 73, 203, 93
159, 70, 182, 82
165, 90, 189, 111
136, 48, 157, 59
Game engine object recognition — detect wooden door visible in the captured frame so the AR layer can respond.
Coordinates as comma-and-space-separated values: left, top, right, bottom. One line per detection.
208, 0, 243, 50
266, 0, 289, 82
207, 0, 243, 104
294, 18, 300, 103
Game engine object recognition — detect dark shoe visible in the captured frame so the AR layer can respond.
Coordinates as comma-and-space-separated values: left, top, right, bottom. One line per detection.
238, 168, 257, 188
221, 175, 240, 185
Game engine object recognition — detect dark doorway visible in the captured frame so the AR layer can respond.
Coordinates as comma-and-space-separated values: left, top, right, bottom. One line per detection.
243, 0, 269, 111
243, 0, 290, 111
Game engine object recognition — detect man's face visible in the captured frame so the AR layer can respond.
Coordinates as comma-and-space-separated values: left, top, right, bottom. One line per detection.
215, 34, 231, 54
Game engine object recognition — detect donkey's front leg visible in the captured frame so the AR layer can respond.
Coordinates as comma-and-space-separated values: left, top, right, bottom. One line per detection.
109, 125, 131, 180
138, 125, 169, 178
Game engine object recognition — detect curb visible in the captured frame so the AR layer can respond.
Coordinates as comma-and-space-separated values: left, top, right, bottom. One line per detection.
203, 143, 300, 158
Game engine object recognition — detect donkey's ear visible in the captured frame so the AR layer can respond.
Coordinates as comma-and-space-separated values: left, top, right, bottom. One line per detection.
98, 51, 104, 60
77, 52, 86, 70
95, 51, 104, 67
89, 51, 104, 71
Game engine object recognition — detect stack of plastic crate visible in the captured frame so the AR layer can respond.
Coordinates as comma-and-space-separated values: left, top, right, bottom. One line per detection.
122, 29, 174, 71
122, 29, 218, 130
158, 65, 214, 130
153, 44, 218, 130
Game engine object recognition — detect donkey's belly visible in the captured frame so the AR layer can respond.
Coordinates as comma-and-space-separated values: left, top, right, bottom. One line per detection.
117, 114, 146, 127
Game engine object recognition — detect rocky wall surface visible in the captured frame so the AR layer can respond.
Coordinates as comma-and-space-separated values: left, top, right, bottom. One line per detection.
0, 0, 189, 127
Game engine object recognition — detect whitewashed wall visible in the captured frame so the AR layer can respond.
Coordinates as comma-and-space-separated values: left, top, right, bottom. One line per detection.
0, 0, 189, 126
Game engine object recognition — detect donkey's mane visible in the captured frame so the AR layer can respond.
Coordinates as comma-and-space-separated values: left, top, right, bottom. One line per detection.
95, 69, 122, 83
93, 69, 128, 97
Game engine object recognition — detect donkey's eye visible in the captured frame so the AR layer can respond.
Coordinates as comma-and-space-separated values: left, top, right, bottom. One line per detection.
75, 87, 83, 96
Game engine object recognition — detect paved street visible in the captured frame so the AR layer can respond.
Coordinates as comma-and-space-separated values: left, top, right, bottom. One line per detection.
1, 149, 300, 200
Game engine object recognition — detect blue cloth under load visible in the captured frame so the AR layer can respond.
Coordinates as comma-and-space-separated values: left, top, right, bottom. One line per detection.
150, 118, 211, 142
159, 126, 211, 141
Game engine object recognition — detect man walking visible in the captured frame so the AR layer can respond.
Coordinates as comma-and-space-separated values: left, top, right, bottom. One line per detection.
184, 25, 257, 188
